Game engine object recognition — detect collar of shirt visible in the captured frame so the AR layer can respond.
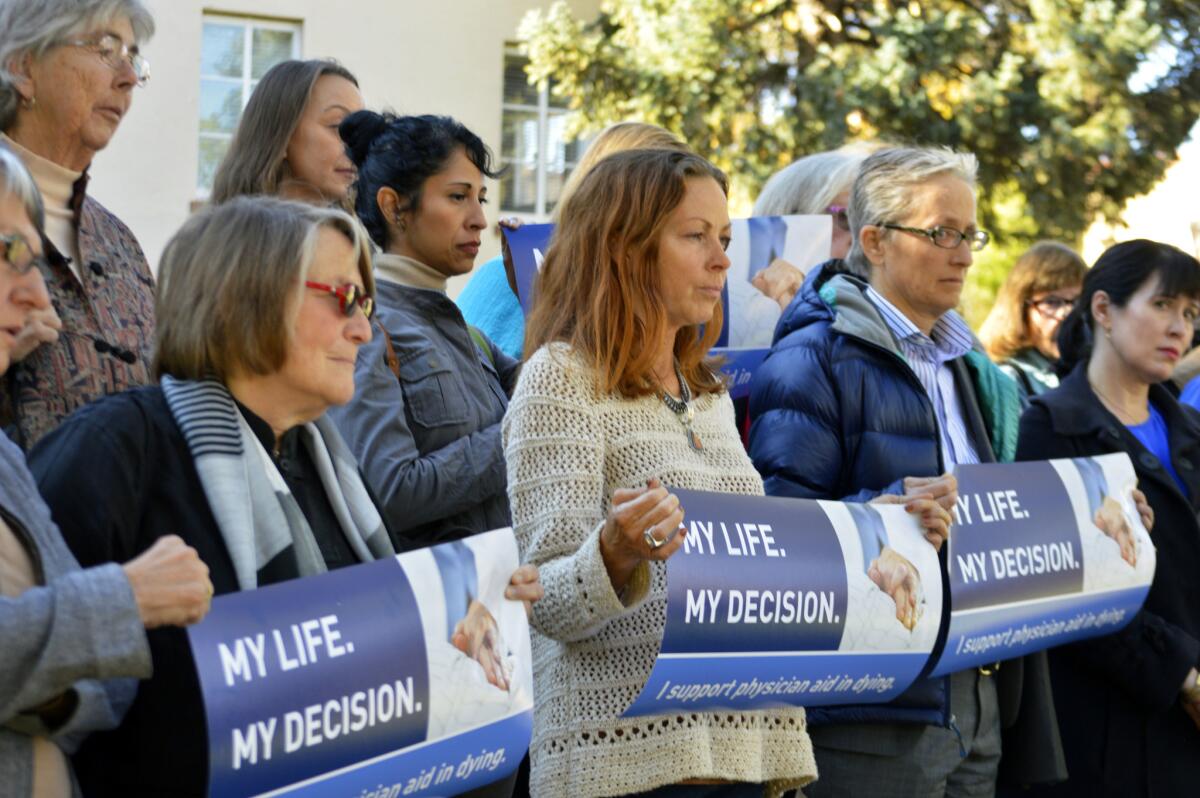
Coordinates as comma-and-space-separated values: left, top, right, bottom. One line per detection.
865, 285, 974, 364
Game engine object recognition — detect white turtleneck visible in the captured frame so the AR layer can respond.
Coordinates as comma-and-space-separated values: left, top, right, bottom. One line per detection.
373, 251, 449, 293
1, 133, 83, 280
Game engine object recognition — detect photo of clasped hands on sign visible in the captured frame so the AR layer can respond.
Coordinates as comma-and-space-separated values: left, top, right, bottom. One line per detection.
822, 473, 956, 651
398, 537, 533, 739
1065, 456, 1156, 590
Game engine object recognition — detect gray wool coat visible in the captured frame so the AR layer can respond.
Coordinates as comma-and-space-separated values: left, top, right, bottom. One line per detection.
0, 431, 151, 797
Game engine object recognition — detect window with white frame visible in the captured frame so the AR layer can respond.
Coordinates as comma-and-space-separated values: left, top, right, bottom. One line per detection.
197, 15, 301, 195
500, 45, 585, 218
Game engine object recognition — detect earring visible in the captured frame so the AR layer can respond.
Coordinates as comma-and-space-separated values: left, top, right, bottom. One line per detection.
19, 95, 35, 110
394, 214, 406, 233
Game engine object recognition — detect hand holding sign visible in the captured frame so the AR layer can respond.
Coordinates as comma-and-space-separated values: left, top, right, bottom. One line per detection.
870, 472, 957, 552
123, 534, 213, 628
600, 478, 688, 592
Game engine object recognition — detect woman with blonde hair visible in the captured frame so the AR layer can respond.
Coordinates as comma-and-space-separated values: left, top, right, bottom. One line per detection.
456, 121, 688, 358
504, 148, 817, 797
210, 58, 363, 206
979, 241, 1087, 399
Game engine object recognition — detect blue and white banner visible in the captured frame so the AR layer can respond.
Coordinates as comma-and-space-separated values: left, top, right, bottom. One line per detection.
931, 453, 1153, 675
187, 529, 532, 798
503, 215, 830, 399
623, 489, 944, 715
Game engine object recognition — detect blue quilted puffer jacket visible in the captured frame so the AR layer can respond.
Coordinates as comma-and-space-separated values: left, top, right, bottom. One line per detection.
748, 259, 1019, 728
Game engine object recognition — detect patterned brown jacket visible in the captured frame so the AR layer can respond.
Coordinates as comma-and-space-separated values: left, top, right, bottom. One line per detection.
2, 174, 155, 449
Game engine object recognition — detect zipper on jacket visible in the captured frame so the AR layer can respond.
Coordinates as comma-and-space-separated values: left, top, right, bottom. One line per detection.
845, 334, 956, 728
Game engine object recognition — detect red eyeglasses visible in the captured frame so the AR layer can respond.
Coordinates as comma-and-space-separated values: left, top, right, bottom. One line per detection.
305, 281, 374, 319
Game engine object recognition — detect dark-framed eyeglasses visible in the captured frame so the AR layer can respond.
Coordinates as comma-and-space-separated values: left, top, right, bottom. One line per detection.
305, 281, 374, 319
1026, 295, 1076, 319
0, 233, 48, 275
825, 205, 850, 232
882, 223, 990, 252
64, 33, 150, 85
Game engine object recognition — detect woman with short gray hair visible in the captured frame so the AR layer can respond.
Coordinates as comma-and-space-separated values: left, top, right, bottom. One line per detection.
28, 196, 389, 794
0, 0, 157, 448
753, 143, 883, 264
0, 144, 213, 798
750, 146, 1066, 793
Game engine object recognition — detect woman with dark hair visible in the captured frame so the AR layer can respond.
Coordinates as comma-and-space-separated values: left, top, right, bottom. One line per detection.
979, 241, 1087, 399
504, 148, 817, 797
330, 112, 520, 550
331, 110, 526, 798
210, 58, 362, 206
1017, 239, 1200, 796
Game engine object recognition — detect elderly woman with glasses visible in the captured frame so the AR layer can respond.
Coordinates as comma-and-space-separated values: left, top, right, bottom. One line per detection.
749, 146, 1066, 794
25, 197, 398, 795
0, 0, 157, 449
979, 242, 1087, 401
0, 147, 213, 798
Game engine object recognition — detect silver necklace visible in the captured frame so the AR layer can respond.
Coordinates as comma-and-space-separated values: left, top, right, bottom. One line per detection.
661, 362, 703, 452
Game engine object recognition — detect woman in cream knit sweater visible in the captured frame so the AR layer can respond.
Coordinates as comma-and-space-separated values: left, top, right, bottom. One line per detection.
503, 149, 817, 798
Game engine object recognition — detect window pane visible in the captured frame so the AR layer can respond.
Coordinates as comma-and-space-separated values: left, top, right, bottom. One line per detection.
500, 159, 537, 214
501, 109, 539, 161
197, 135, 231, 192
542, 114, 584, 212
503, 54, 539, 106
201, 23, 243, 78
251, 28, 295, 79
199, 78, 243, 134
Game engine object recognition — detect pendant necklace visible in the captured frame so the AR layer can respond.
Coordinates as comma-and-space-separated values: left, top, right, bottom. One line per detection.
661, 362, 704, 452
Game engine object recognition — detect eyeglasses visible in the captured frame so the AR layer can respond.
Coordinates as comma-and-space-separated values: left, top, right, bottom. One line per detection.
825, 205, 850, 232
0, 233, 48, 275
882, 223, 990, 252
1027, 295, 1076, 319
305, 281, 374, 319
64, 34, 150, 86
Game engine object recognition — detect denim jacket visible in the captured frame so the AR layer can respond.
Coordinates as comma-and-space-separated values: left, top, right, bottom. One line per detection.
330, 277, 520, 549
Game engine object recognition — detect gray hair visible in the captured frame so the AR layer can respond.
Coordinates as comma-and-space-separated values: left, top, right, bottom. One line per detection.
155, 195, 374, 382
0, 0, 155, 130
844, 146, 978, 276
0, 144, 44, 230
752, 142, 884, 217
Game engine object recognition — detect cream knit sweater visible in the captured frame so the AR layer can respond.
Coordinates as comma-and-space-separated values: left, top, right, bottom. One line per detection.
503, 344, 817, 798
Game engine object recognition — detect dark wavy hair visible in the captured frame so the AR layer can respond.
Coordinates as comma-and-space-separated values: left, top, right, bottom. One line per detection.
339, 111, 499, 248
1056, 239, 1200, 374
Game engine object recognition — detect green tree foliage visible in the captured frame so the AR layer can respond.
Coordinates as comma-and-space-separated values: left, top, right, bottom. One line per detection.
520, 0, 1200, 323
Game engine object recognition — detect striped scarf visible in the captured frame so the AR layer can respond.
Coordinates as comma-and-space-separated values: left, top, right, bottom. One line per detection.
161, 376, 394, 589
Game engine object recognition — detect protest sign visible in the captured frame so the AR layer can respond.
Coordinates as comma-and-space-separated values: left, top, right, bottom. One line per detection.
627, 453, 1155, 714
931, 453, 1153, 675
623, 489, 943, 715
503, 215, 830, 398
187, 529, 532, 798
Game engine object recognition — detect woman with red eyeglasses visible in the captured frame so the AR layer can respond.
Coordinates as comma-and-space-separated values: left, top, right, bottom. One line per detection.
979, 241, 1087, 401
25, 196, 403, 795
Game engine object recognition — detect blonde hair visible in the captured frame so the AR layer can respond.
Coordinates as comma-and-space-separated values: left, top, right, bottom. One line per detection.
979, 241, 1087, 360
526, 149, 728, 398
553, 122, 688, 220
210, 59, 358, 206
154, 196, 373, 381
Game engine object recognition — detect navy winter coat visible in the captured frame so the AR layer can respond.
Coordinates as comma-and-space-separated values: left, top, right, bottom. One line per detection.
747, 262, 1064, 785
